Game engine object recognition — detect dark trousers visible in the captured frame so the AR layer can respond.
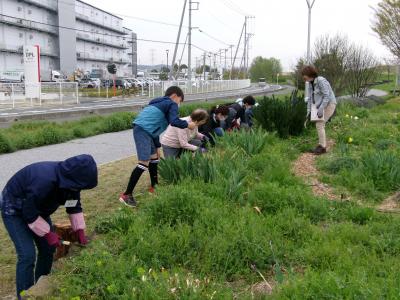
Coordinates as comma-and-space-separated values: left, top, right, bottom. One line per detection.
1, 213, 55, 299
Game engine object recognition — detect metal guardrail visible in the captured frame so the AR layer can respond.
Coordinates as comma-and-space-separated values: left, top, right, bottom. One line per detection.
0, 80, 251, 109
0, 82, 78, 108
146, 79, 251, 98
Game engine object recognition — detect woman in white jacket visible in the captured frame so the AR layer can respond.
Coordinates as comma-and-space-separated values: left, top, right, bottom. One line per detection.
161, 109, 209, 158
302, 66, 337, 155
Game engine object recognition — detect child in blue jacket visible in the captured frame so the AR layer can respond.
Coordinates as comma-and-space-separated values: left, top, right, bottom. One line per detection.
119, 86, 196, 207
0, 154, 98, 299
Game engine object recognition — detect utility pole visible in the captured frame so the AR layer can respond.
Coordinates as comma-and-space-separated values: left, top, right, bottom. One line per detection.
188, 0, 199, 81
213, 53, 217, 80
166, 49, 169, 73
244, 16, 247, 76
131, 33, 137, 77
229, 45, 234, 69
171, 0, 187, 79
150, 49, 155, 67
224, 48, 228, 77
231, 21, 246, 80
208, 52, 212, 80
203, 52, 206, 80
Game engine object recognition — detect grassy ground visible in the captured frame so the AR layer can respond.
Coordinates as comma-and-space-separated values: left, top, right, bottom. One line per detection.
317, 97, 400, 204
0, 99, 238, 154
0, 156, 146, 298
79, 88, 140, 98
3, 93, 397, 299
40, 97, 400, 299
373, 73, 397, 93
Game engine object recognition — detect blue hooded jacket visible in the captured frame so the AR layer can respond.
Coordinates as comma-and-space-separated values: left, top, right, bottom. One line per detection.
133, 96, 188, 143
0, 154, 98, 224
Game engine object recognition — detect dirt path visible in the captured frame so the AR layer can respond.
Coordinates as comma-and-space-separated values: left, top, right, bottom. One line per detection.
377, 192, 400, 213
292, 140, 341, 201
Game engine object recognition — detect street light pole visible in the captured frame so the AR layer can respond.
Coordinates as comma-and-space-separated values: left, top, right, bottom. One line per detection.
305, 0, 316, 103
306, 0, 316, 64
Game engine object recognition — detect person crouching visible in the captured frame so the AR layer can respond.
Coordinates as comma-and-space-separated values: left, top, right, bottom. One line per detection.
161, 109, 209, 158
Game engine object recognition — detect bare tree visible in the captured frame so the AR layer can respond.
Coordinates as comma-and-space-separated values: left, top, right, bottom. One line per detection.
345, 44, 379, 97
371, 0, 400, 61
313, 34, 350, 95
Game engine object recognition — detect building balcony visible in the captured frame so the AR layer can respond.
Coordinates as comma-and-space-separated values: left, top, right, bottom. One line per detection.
0, 15, 58, 36
21, 0, 58, 13
75, 13, 126, 35
0, 44, 58, 57
76, 52, 129, 64
76, 32, 129, 49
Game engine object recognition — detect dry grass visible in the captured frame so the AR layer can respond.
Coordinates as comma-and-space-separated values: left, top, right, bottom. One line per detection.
0, 155, 147, 298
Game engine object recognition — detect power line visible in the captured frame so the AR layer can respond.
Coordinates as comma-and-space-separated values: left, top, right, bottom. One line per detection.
0, 13, 220, 54
55, 0, 187, 28
197, 28, 231, 46
217, 0, 248, 16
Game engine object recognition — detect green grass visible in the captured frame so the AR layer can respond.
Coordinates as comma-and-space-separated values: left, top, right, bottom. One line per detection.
372, 73, 397, 93
317, 97, 400, 203
0, 112, 136, 154
0, 98, 242, 154
79, 88, 141, 98
46, 108, 400, 299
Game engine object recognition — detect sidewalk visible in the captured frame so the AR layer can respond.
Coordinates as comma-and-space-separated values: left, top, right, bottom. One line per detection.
0, 130, 135, 190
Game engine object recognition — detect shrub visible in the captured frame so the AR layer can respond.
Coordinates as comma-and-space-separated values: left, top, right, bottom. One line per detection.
35, 126, 69, 145
323, 156, 358, 174
100, 113, 132, 133
253, 93, 307, 138
0, 133, 14, 153
360, 151, 400, 192
217, 128, 270, 156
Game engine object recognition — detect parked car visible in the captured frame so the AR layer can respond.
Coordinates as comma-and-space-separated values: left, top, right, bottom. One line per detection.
79, 78, 97, 88
102, 79, 130, 89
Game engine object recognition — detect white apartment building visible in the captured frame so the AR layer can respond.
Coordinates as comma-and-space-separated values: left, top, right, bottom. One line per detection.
0, 0, 137, 79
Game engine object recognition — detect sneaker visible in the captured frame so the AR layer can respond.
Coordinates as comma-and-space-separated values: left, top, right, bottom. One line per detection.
313, 145, 327, 155
148, 187, 155, 194
119, 193, 137, 207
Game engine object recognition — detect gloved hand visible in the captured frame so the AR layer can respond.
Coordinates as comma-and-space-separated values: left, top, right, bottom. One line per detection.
44, 231, 61, 247
317, 106, 324, 119
75, 229, 88, 245
202, 135, 210, 143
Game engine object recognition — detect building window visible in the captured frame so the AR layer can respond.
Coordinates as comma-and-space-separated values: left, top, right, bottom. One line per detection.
19, 32, 23, 38
28, 9, 32, 15
29, 35, 33, 40
105, 49, 108, 52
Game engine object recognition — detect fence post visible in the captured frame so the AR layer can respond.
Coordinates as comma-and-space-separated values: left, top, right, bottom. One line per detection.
106, 85, 109, 99
59, 82, 63, 105
11, 84, 15, 109
39, 83, 42, 106
76, 82, 79, 104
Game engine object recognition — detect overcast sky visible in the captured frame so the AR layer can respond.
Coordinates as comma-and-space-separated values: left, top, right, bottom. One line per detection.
83, 0, 390, 71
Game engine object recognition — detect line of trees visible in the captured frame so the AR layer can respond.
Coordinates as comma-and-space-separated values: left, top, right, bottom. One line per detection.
249, 57, 282, 83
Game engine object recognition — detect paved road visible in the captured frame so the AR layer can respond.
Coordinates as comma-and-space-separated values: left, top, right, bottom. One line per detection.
0, 85, 285, 122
